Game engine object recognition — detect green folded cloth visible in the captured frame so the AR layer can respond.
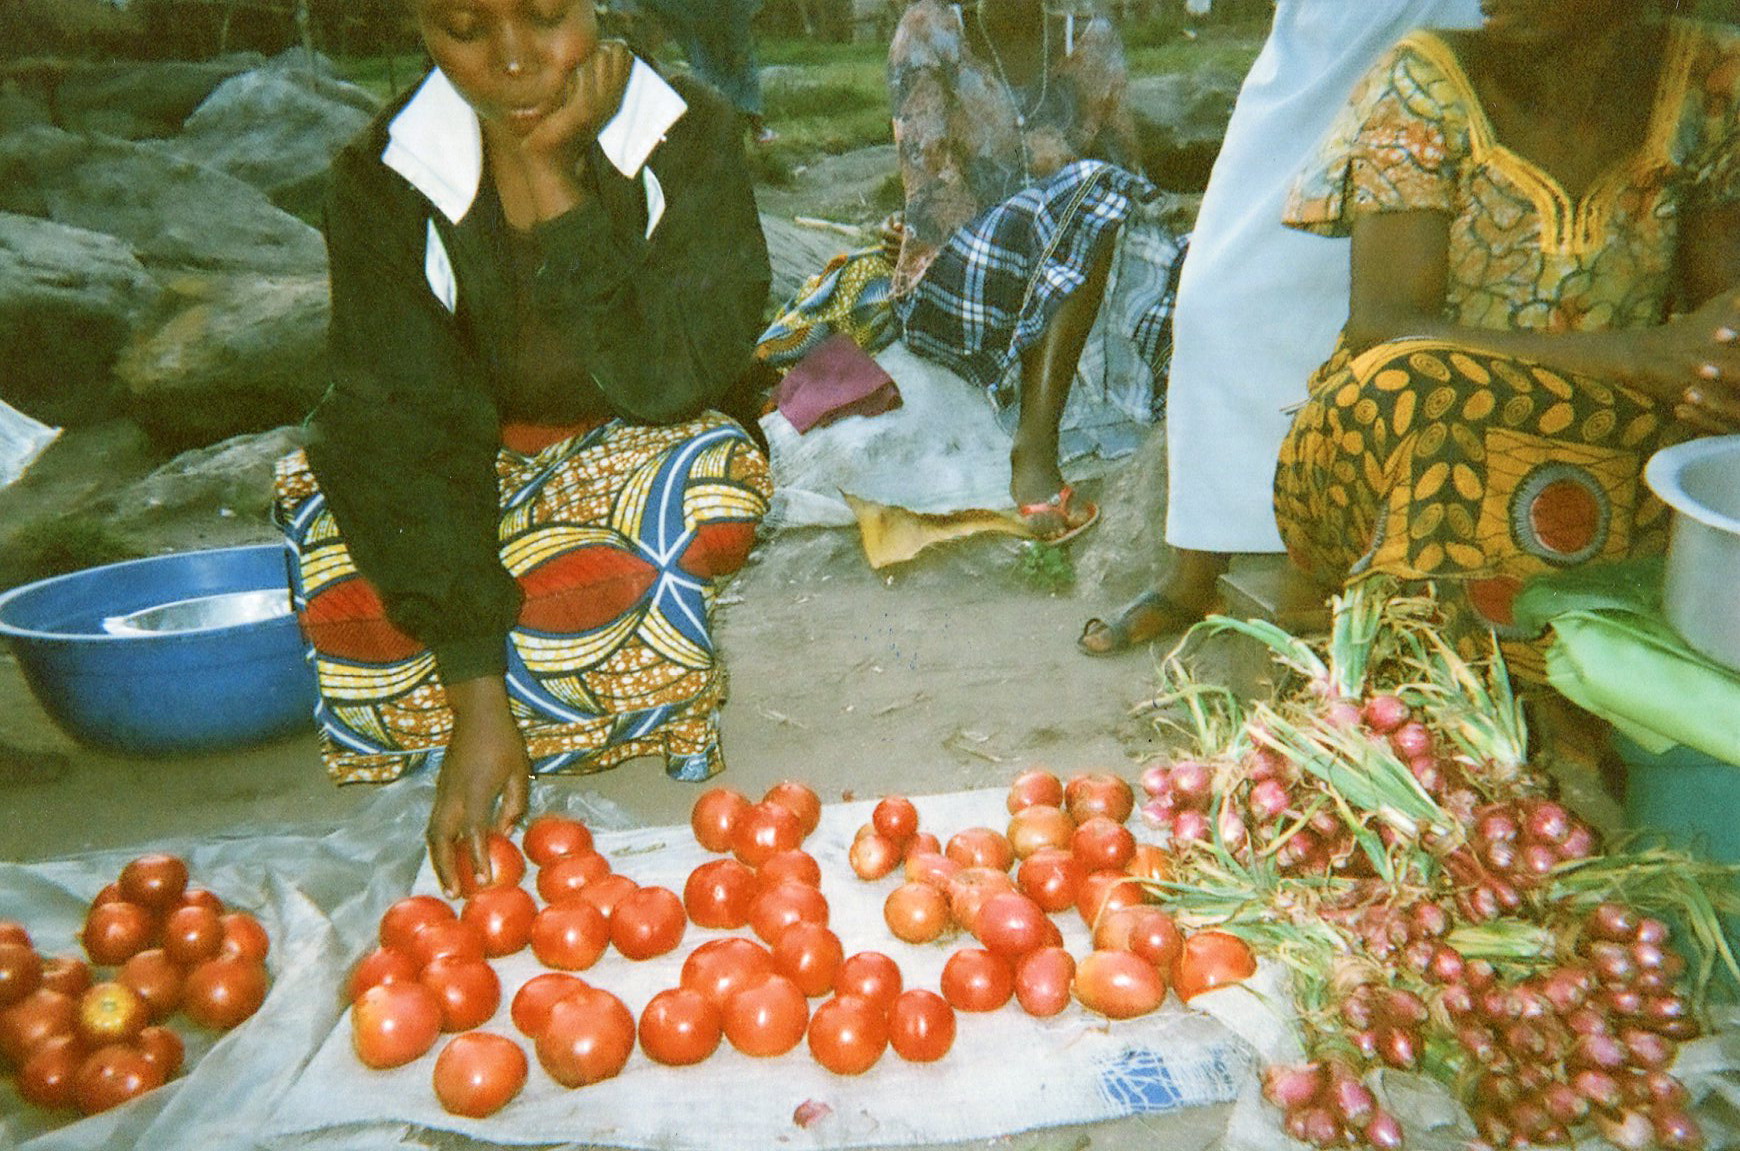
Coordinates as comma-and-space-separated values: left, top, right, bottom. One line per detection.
1514, 560, 1740, 766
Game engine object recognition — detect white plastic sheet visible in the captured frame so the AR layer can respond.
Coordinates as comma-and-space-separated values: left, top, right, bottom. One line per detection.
0, 399, 59, 489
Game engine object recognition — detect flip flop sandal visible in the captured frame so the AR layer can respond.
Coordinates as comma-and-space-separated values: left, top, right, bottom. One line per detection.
1017, 484, 1099, 546
1077, 590, 1199, 656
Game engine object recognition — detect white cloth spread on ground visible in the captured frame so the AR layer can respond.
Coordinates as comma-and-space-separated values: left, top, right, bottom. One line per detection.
1162, 0, 1482, 553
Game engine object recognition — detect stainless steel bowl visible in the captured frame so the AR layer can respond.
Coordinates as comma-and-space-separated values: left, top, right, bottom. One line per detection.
1644, 435, 1740, 673
101, 588, 291, 636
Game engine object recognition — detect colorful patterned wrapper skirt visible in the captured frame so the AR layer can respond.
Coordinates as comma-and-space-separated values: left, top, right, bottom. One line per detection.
273, 413, 772, 784
1274, 338, 1684, 681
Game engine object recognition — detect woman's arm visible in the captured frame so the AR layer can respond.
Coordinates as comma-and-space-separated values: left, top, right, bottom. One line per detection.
1346, 209, 1740, 424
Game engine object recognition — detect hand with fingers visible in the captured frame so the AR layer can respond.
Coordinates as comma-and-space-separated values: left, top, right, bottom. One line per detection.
878, 211, 905, 264
522, 38, 634, 171
427, 677, 531, 898
1636, 290, 1740, 433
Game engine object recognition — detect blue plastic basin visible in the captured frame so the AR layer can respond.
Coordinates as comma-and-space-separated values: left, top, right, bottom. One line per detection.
0, 544, 317, 756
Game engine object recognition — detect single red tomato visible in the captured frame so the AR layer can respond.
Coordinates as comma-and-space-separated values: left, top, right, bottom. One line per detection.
946, 867, 1016, 930
762, 780, 822, 838
872, 796, 919, 845
1017, 847, 1086, 913
972, 892, 1052, 959
77, 981, 150, 1046
691, 786, 751, 853
0, 941, 42, 1008
0, 988, 76, 1067
379, 895, 455, 954
461, 885, 538, 958
1014, 946, 1075, 1017
74, 1043, 162, 1115
177, 888, 226, 916
219, 911, 270, 963
945, 827, 1014, 872
683, 858, 759, 930
732, 801, 804, 868
904, 850, 961, 889
681, 937, 776, 1009
421, 955, 500, 1032
1071, 816, 1137, 872
409, 919, 487, 968
1006, 804, 1075, 859
39, 955, 91, 999
116, 950, 182, 1022
887, 988, 955, 1062
118, 853, 188, 912
847, 830, 901, 880
721, 973, 808, 1057
1077, 869, 1147, 930
509, 972, 588, 1038
770, 921, 843, 998
884, 882, 950, 944
0, 920, 30, 948
136, 1024, 184, 1079
433, 1030, 527, 1118
941, 948, 1015, 1012
348, 946, 421, 1003
353, 981, 443, 1068
89, 883, 124, 910
1007, 768, 1065, 814
758, 849, 822, 889
182, 956, 269, 1030
638, 986, 722, 1066
1064, 772, 1135, 825
535, 852, 611, 904
161, 905, 224, 967
1095, 906, 1183, 974
17, 1032, 84, 1109
748, 881, 829, 946
81, 900, 155, 967
576, 872, 638, 919
1126, 842, 1170, 883
908, 831, 942, 858
1075, 949, 1166, 1018
610, 886, 686, 961
807, 994, 887, 1075
452, 833, 527, 897
834, 952, 902, 1014
535, 986, 635, 1087
1172, 930, 1256, 1002
522, 814, 593, 867
529, 900, 609, 971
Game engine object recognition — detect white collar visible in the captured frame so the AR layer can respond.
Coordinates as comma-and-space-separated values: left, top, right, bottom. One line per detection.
382, 56, 688, 224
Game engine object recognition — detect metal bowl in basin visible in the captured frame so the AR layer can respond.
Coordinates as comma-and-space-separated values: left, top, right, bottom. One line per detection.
1644, 435, 1740, 673
0, 544, 316, 755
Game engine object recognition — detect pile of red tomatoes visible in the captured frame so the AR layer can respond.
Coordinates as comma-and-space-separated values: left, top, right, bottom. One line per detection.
345, 771, 1257, 1121
0, 852, 271, 1116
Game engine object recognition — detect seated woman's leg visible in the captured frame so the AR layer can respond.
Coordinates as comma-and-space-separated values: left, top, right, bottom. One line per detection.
1009, 229, 1116, 523
273, 413, 771, 785
1275, 338, 1681, 678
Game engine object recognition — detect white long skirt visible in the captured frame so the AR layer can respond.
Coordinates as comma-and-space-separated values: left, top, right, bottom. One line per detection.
1162, 0, 1483, 553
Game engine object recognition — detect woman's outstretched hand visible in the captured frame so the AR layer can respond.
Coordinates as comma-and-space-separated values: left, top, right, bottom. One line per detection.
1639, 290, 1740, 433
427, 676, 531, 897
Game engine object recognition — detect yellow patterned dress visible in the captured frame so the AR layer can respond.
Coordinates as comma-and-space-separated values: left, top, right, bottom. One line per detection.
1274, 21, 1740, 679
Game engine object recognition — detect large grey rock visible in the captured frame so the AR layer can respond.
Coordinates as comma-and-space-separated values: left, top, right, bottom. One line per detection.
166, 67, 379, 221
54, 56, 267, 139
0, 213, 165, 426
94, 425, 306, 542
0, 126, 326, 276
1128, 70, 1243, 191
115, 274, 328, 450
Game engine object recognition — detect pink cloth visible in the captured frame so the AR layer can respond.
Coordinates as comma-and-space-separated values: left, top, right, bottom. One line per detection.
774, 334, 902, 433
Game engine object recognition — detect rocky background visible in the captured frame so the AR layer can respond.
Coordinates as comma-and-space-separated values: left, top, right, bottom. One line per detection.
0, 41, 1244, 592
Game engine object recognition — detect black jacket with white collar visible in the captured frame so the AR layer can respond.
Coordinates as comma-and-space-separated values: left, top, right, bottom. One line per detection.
303, 59, 771, 682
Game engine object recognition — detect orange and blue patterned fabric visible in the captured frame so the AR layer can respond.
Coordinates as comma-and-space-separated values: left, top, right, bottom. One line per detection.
1275, 21, 1740, 679
274, 414, 771, 783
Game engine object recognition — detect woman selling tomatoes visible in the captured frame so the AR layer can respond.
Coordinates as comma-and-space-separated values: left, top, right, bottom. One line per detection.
273, 0, 773, 894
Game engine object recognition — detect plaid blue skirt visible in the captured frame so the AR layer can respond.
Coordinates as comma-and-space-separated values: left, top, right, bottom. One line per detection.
896, 160, 1179, 410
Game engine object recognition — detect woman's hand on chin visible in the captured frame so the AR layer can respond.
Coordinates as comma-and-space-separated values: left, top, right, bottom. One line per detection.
522, 38, 633, 168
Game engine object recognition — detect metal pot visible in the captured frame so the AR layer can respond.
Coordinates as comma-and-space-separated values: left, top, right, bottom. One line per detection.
1644, 435, 1740, 673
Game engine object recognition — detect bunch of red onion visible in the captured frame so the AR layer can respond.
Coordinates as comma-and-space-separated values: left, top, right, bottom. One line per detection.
1262, 1059, 1403, 1150
1443, 798, 1600, 922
